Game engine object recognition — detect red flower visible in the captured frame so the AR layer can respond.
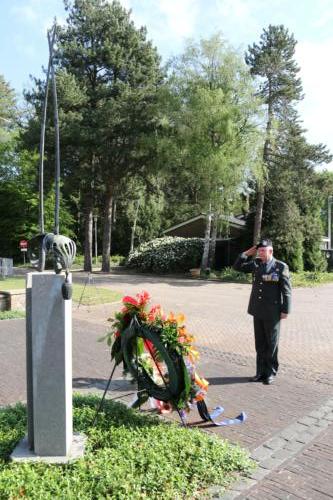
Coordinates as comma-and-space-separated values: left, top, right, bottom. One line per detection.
148, 304, 162, 322
137, 290, 151, 306
122, 296, 138, 306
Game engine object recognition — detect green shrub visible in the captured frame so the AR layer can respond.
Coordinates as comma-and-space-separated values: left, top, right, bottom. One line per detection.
111, 254, 126, 266
0, 395, 253, 499
126, 237, 204, 273
290, 271, 333, 287
219, 267, 252, 283
0, 310, 25, 320
74, 254, 125, 268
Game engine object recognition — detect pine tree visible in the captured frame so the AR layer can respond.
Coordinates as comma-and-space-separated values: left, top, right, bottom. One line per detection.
245, 25, 303, 244
56, 0, 163, 271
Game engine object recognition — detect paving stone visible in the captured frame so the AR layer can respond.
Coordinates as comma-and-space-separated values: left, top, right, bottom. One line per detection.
259, 456, 285, 470
279, 427, 299, 441
263, 437, 287, 451
297, 416, 319, 425
231, 478, 257, 491
284, 441, 305, 453
308, 409, 328, 419
219, 491, 240, 500
248, 467, 270, 481
295, 430, 317, 444
250, 447, 273, 461
271, 448, 296, 461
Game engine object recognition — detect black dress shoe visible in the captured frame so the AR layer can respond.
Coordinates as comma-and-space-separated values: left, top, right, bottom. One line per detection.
263, 376, 274, 385
249, 374, 263, 382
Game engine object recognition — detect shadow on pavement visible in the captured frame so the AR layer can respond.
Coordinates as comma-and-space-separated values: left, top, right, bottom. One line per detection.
72, 377, 136, 392
206, 376, 250, 385
72, 271, 231, 288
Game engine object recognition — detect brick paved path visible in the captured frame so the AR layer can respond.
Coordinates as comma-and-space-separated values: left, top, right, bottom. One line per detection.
73, 272, 333, 383
1, 271, 332, 499
235, 420, 333, 500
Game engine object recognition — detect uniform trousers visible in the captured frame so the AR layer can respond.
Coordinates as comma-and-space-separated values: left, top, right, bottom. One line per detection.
253, 316, 280, 378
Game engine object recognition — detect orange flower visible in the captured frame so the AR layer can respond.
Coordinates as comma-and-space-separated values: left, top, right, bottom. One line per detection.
176, 313, 186, 325
167, 312, 176, 323
194, 373, 209, 391
188, 348, 200, 363
194, 393, 205, 402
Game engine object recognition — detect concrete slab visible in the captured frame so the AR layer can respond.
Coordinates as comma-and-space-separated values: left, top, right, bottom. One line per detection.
10, 432, 86, 464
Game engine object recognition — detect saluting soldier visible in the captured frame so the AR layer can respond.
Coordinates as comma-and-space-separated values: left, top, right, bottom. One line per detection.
233, 238, 292, 385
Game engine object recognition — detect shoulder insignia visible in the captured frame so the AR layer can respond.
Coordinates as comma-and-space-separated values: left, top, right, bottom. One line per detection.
282, 264, 290, 278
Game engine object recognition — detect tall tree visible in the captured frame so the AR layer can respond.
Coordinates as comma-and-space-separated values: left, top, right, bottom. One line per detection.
245, 25, 303, 243
0, 73, 74, 260
162, 34, 263, 267
262, 114, 332, 270
0, 75, 17, 143
57, 0, 163, 271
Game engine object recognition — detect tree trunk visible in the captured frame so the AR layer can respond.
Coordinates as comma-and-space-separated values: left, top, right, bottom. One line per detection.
130, 200, 140, 253
253, 94, 273, 244
253, 187, 265, 244
102, 188, 113, 272
84, 199, 93, 272
208, 212, 218, 269
201, 210, 212, 271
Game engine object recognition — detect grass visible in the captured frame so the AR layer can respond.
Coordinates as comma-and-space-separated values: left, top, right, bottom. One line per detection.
0, 278, 122, 306
289, 271, 333, 287
0, 395, 253, 499
0, 310, 25, 320
72, 285, 122, 306
0, 277, 25, 290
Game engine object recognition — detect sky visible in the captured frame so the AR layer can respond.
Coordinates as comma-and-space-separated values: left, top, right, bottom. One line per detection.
1, 0, 332, 170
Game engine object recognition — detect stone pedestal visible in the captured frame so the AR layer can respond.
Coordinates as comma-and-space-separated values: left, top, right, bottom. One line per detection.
25, 272, 73, 457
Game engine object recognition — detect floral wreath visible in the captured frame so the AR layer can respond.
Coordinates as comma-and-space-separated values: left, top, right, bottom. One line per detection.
105, 291, 246, 425
106, 291, 208, 415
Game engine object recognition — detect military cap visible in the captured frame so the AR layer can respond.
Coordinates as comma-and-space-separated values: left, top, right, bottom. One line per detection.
256, 238, 273, 248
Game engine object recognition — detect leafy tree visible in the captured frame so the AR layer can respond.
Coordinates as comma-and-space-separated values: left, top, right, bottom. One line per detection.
0, 75, 18, 144
162, 34, 263, 267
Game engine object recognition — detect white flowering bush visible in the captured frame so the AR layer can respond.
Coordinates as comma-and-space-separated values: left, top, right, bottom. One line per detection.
126, 237, 204, 273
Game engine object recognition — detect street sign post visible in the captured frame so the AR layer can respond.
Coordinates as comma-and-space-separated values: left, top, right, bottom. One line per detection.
19, 240, 28, 264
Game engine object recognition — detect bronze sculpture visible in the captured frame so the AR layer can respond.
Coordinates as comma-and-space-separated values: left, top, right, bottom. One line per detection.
28, 23, 76, 297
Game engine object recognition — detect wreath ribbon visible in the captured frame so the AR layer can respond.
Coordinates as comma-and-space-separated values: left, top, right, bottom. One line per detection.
196, 400, 247, 426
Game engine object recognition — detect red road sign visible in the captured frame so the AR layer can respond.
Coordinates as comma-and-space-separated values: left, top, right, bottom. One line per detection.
19, 240, 28, 249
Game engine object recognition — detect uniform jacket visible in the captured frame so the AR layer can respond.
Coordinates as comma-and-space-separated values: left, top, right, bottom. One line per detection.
233, 254, 292, 321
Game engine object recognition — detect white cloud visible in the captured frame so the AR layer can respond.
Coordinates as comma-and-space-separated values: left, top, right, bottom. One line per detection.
118, 0, 199, 57
11, 4, 38, 23
296, 38, 333, 169
313, 0, 333, 28
314, 9, 333, 28
157, 0, 199, 38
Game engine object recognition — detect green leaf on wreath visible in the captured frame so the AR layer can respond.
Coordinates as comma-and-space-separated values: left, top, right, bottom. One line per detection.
111, 336, 122, 361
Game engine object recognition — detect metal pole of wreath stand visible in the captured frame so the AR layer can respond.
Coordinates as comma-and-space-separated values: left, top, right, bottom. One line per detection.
92, 321, 187, 427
